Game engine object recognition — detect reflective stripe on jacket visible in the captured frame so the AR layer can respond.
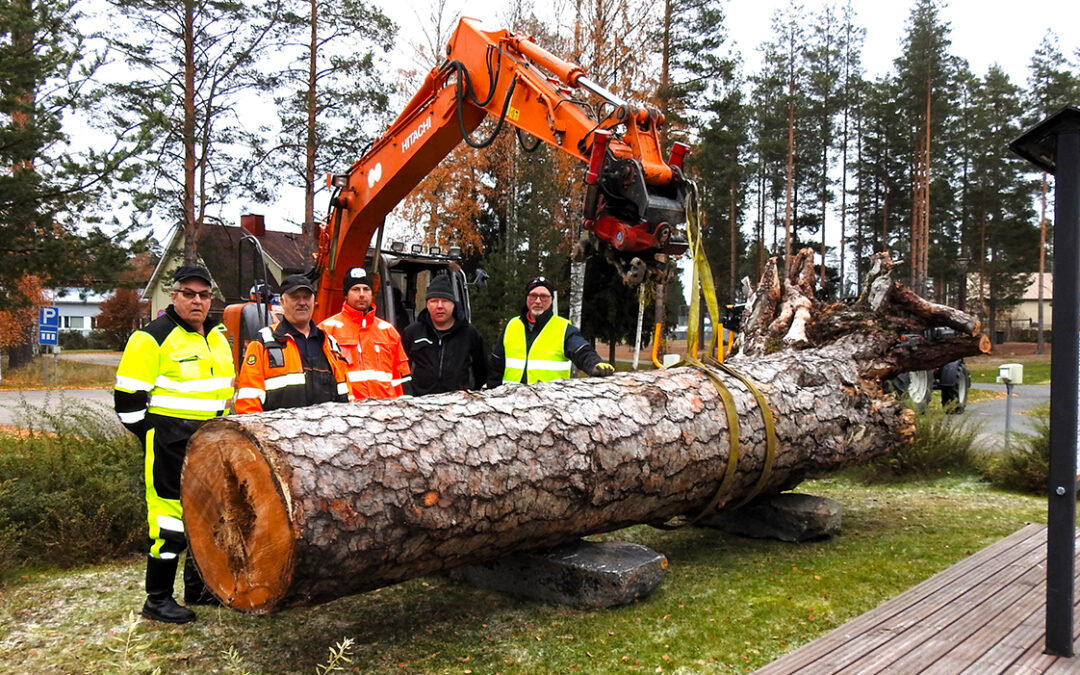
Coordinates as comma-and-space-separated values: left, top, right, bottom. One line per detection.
234, 323, 350, 413
114, 307, 234, 426
319, 303, 411, 399
502, 315, 572, 384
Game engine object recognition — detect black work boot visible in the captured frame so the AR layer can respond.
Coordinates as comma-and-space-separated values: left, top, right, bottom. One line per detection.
183, 554, 220, 606
141, 556, 196, 624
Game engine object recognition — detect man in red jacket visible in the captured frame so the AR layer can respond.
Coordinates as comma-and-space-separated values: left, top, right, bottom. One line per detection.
319, 267, 411, 399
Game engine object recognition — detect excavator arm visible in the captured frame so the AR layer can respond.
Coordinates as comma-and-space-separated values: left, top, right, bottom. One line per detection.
313, 17, 690, 317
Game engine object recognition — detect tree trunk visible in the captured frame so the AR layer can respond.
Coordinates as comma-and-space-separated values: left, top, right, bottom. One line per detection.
182, 0, 198, 264
7, 340, 34, 370
183, 250, 987, 614
303, 0, 318, 259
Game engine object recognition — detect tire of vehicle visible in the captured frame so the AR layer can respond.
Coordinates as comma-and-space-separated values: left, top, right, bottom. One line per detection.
890, 370, 932, 412
939, 360, 970, 414
906, 369, 932, 411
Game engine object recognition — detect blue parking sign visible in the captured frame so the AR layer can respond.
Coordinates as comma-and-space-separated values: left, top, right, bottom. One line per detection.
39, 306, 59, 346
39, 306, 59, 327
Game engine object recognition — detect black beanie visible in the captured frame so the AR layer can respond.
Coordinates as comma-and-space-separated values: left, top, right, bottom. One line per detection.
344, 267, 370, 294
426, 274, 456, 302
525, 276, 554, 295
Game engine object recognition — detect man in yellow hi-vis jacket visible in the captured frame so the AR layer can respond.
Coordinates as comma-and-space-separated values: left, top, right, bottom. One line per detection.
487, 275, 614, 387
114, 265, 234, 624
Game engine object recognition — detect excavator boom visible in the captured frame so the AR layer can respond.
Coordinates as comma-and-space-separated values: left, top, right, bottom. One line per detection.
314, 17, 689, 318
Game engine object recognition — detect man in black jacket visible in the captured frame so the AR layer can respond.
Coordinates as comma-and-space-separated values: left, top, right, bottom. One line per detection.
402, 274, 488, 395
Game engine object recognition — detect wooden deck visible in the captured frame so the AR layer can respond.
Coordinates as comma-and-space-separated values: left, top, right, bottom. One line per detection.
754, 524, 1080, 674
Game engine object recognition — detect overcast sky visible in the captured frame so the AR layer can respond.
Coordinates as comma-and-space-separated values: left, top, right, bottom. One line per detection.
381, 0, 1077, 88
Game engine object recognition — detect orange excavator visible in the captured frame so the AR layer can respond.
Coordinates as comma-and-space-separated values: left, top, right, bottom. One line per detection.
225, 17, 692, 365
312, 16, 690, 315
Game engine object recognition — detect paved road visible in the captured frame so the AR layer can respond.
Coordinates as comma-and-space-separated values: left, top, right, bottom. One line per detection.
0, 388, 118, 429
963, 383, 1051, 449
0, 361, 1057, 446
58, 351, 121, 367
0, 352, 122, 429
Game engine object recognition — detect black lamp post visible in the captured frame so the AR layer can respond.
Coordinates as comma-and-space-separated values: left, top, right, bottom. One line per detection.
1010, 104, 1080, 657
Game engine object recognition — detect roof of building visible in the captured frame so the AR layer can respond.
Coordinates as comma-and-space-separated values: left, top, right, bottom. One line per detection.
1020, 273, 1053, 301
146, 223, 311, 304
49, 287, 111, 305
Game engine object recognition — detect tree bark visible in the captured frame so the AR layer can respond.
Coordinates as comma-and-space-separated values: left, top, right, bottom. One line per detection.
183, 250, 987, 614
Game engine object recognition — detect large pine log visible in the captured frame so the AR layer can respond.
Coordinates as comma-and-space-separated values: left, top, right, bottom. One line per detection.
183, 250, 988, 613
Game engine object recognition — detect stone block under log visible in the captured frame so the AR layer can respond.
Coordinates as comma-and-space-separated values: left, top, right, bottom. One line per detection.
699, 493, 842, 542
450, 540, 668, 608
181, 250, 988, 614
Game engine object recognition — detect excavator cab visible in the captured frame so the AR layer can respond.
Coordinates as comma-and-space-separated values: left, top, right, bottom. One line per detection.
364, 244, 475, 335
221, 234, 280, 371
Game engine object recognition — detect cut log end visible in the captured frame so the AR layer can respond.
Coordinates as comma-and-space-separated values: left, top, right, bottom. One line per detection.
182, 423, 295, 613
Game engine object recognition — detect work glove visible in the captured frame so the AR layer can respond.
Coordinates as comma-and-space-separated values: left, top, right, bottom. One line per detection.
589, 362, 616, 377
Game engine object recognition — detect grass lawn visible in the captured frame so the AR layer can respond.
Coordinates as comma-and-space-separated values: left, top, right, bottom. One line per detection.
0, 474, 1048, 674
0, 354, 115, 390
967, 354, 1052, 385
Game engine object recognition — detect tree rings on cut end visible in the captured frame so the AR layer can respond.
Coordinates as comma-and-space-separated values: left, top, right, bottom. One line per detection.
182, 421, 295, 613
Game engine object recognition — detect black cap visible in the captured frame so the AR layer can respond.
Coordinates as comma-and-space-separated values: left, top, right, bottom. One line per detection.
526, 276, 554, 295
280, 274, 315, 295
344, 267, 371, 293
426, 274, 456, 302
173, 265, 211, 285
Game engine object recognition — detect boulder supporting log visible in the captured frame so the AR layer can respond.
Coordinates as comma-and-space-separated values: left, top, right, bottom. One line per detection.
449, 540, 669, 608
699, 493, 842, 542
182, 250, 988, 614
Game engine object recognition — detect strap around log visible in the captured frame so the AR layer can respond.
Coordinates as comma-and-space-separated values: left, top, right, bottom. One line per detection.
710, 359, 779, 510
649, 357, 778, 529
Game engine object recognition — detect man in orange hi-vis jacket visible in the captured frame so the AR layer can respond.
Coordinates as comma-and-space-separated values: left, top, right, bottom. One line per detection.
235, 274, 351, 413
319, 267, 411, 399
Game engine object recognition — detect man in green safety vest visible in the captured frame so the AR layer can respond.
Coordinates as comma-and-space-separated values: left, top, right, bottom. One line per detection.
488, 276, 615, 387
114, 265, 235, 624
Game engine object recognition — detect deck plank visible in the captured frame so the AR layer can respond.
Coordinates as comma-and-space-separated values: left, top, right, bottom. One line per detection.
853, 541, 1048, 674
753, 525, 1047, 675
752, 524, 1080, 675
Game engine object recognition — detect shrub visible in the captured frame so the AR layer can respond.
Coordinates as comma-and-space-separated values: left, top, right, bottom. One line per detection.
0, 398, 145, 581
984, 404, 1050, 495
59, 329, 113, 351
856, 406, 983, 481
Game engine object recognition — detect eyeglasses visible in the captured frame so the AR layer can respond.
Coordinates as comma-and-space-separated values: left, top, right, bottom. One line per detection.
176, 289, 213, 301
527, 292, 552, 301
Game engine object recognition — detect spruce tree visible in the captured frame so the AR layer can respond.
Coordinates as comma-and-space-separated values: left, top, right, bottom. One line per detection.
0, 0, 139, 367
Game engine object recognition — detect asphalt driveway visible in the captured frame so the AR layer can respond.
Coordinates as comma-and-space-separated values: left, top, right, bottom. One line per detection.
0, 388, 118, 430
964, 383, 1051, 449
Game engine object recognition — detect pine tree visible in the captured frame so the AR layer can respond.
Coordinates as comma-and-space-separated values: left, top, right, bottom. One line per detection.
256, 0, 396, 255
892, 0, 960, 298
967, 66, 1037, 338
1024, 30, 1080, 352
804, 3, 842, 291
850, 76, 905, 290
834, 0, 865, 296
105, 0, 283, 262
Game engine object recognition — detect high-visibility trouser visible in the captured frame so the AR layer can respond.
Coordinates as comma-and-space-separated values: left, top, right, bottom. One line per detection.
143, 414, 204, 560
